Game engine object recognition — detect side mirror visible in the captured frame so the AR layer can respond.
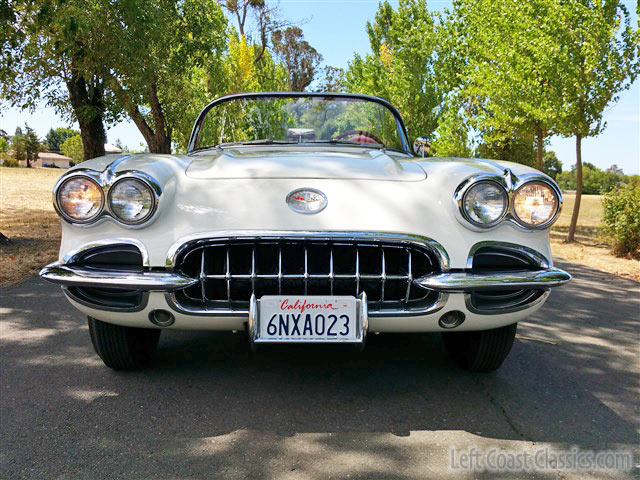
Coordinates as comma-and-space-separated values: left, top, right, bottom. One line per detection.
413, 137, 431, 157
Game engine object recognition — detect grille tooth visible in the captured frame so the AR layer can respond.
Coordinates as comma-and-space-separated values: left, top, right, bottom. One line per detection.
174, 238, 441, 314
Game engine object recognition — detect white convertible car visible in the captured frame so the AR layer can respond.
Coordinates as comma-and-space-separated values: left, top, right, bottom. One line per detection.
41, 92, 570, 371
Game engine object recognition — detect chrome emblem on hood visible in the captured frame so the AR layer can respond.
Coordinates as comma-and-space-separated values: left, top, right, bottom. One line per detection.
286, 188, 328, 214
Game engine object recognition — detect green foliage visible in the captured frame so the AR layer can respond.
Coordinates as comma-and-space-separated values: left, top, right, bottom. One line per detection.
475, 136, 537, 167
1, 0, 113, 159
543, 151, 562, 179
0, 137, 15, 166
601, 183, 640, 257
431, 100, 473, 157
345, 0, 443, 142
61, 135, 84, 163
553, 1, 639, 139
557, 163, 634, 194
1, 157, 19, 167
316, 66, 345, 93
10, 124, 40, 167
100, 0, 228, 152
45, 128, 79, 152
450, 0, 567, 169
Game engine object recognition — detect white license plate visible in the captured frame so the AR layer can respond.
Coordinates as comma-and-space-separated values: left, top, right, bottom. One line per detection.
256, 296, 360, 343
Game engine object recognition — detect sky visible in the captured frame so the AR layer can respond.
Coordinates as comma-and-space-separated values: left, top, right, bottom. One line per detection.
1, 0, 638, 174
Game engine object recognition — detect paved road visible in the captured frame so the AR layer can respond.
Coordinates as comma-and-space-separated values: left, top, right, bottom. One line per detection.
1, 261, 638, 479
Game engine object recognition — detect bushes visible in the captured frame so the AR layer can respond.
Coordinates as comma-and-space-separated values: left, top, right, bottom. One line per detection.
601, 183, 640, 258
1, 156, 19, 167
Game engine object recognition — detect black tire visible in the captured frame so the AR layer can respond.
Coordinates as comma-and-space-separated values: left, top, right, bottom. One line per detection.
442, 323, 517, 373
88, 317, 161, 370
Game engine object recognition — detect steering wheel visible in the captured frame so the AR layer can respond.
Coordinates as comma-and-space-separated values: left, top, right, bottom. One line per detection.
334, 129, 384, 145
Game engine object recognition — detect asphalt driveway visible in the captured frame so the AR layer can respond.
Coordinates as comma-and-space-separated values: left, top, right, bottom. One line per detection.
1, 260, 638, 479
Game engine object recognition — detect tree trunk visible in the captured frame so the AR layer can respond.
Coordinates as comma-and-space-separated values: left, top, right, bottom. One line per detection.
26, 158, 31, 168
567, 134, 583, 243
536, 127, 544, 171
77, 112, 107, 160
109, 77, 171, 154
66, 65, 106, 161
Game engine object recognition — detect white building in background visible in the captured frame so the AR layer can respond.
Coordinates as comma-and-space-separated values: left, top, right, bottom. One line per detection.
13, 143, 122, 168
104, 143, 122, 154
19, 151, 72, 168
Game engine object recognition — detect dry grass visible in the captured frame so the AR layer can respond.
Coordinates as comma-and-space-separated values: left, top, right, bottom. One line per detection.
0, 169, 638, 286
551, 194, 639, 281
0, 167, 62, 286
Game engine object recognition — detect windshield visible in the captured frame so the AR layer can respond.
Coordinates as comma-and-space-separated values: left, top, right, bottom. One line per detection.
190, 94, 409, 152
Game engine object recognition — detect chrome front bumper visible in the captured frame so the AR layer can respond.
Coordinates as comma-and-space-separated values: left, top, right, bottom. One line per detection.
40, 262, 571, 293
40, 263, 197, 291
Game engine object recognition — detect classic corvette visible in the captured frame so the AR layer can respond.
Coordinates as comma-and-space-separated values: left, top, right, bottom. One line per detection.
40, 92, 571, 372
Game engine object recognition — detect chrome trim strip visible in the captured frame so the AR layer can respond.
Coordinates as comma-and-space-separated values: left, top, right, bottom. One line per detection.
453, 170, 563, 232
465, 241, 551, 269
164, 291, 448, 318
465, 289, 551, 316
39, 263, 197, 291
165, 230, 450, 271
61, 238, 151, 266
414, 267, 571, 292
248, 293, 258, 350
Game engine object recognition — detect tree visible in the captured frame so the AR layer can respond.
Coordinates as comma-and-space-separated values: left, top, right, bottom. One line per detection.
451, 0, 566, 171
554, 1, 639, 242
217, 0, 294, 64
316, 66, 345, 93
346, 0, 443, 141
10, 127, 25, 164
1, 0, 110, 160
45, 128, 79, 152
475, 135, 537, 167
271, 27, 322, 91
11, 124, 40, 167
431, 100, 473, 157
61, 135, 84, 163
543, 151, 562, 179
100, 0, 228, 153
0, 137, 8, 163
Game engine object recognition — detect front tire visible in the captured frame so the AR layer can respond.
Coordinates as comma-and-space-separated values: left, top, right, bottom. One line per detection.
88, 317, 161, 370
442, 323, 517, 373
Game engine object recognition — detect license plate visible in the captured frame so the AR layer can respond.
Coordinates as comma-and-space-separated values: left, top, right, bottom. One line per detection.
254, 295, 361, 343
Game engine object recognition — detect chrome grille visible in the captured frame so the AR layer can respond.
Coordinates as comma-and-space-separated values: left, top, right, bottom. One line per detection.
170, 237, 443, 316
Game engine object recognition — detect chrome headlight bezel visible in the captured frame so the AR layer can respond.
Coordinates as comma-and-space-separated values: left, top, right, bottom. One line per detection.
512, 181, 562, 229
54, 175, 105, 224
107, 177, 158, 225
454, 172, 562, 232
458, 180, 509, 228
52, 169, 162, 229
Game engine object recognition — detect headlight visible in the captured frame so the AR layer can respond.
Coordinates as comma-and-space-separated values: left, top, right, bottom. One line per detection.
513, 182, 559, 227
461, 181, 508, 226
57, 177, 104, 222
108, 178, 156, 224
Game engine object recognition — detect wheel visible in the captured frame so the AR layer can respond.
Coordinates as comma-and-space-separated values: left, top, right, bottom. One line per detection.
88, 317, 161, 370
442, 323, 517, 373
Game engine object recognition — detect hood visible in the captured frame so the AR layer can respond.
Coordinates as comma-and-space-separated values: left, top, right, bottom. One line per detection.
185, 146, 426, 182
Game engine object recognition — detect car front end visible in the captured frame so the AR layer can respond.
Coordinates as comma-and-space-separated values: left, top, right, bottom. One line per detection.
40, 92, 570, 371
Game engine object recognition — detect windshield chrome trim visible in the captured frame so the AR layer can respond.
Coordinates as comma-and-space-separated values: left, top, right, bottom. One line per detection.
187, 92, 412, 155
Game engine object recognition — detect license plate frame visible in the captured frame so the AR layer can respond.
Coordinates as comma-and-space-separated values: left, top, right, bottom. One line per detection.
248, 293, 368, 346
